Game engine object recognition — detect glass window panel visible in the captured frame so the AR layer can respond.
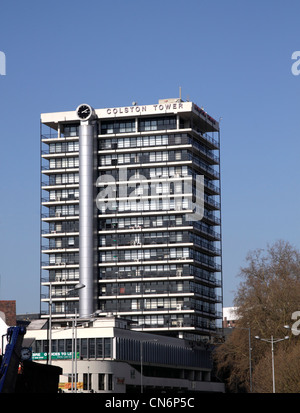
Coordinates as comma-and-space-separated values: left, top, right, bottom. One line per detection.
81, 339, 88, 358
89, 338, 95, 358
96, 338, 103, 358
58, 339, 65, 352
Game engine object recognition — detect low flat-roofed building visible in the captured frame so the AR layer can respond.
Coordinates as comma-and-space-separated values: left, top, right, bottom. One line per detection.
24, 315, 224, 393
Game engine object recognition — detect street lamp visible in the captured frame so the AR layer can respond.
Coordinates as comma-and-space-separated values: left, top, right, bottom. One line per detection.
48, 282, 86, 367
68, 283, 85, 393
48, 281, 53, 365
255, 334, 289, 393
73, 282, 86, 292
284, 325, 300, 335
73, 309, 101, 393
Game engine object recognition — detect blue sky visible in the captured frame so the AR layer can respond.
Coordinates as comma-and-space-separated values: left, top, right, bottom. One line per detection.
0, 0, 299, 313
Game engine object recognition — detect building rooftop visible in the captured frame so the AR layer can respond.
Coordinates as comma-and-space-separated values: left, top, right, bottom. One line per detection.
41, 99, 219, 132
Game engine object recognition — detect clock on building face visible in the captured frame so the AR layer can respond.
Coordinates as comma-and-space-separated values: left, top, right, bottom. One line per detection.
76, 104, 92, 120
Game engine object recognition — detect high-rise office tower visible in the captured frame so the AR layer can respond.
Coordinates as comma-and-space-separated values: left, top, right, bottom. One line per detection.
40, 98, 222, 341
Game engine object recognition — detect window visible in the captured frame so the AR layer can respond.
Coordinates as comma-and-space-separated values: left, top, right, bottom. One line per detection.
89, 338, 95, 358
101, 119, 135, 134
67, 141, 79, 152
58, 339, 65, 352
98, 374, 105, 390
108, 374, 113, 391
96, 338, 103, 358
66, 339, 72, 353
63, 123, 79, 137
104, 338, 111, 358
83, 373, 92, 391
81, 339, 88, 358
34, 340, 42, 353
139, 116, 176, 132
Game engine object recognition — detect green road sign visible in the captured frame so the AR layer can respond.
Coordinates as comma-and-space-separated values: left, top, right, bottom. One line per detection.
32, 352, 79, 360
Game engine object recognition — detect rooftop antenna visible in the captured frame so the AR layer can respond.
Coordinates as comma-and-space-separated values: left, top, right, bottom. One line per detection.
179, 86, 182, 101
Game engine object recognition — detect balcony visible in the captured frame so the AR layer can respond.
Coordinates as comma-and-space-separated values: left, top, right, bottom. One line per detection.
98, 234, 220, 256
41, 210, 79, 219
42, 245, 79, 252
102, 284, 221, 302
190, 129, 219, 150
99, 265, 221, 286
41, 131, 79, 141
188, 138, 219, 165
41, 259, 79, 268
190, 154, 219, 180
130, 320, 217, 332
41, 178, 79, 188
99, 301, 221, 321
41, 198, 79, 208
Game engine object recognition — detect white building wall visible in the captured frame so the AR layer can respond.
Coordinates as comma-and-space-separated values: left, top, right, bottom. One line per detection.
23, 317, 225, 393
0, 312, 8, 355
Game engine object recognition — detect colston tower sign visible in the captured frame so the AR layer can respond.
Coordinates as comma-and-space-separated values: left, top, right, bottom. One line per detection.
106, 101, 185, 115
102, 101, 218, 128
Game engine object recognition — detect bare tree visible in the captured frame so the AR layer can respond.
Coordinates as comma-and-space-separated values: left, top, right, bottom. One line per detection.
214, 240, 300, 392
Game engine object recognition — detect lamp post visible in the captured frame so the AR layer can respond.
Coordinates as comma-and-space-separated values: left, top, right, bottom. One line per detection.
246, 327, 252, 393
255, 334, 289, 393
48, 281, 52, 365
68, 283, 85, 392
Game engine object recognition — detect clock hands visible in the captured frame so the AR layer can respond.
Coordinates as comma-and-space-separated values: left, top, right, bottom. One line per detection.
76, 104, 93, 120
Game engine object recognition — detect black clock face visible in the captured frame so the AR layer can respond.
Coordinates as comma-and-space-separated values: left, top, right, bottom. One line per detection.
77, 104, 91, 119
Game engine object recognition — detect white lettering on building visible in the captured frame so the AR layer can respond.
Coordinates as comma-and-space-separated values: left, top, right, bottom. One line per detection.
106, 102, 184, 115
0, 51, 6, 76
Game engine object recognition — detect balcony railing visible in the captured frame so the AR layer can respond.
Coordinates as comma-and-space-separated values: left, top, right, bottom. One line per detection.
100, 302, 222, 319
41, 260, 79, 267
41, 133, 79, 140
103, 284, 221, 301
192, 129, 219, 149
41, 210, 79, 218
41, 196, 79, 204
131, 319, 217, 331
98, 236, 220, 256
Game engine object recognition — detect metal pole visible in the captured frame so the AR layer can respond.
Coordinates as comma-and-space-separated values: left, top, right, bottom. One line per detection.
271, 336, 275, 393
140, 341, 143, 393
255, 334, 288, 393
248, 327, 252, 392
49, 282, 52, 365
75, 308, 78, 393
71, 318, 74, 392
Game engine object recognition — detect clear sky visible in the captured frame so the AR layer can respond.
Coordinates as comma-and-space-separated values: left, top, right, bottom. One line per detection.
0, 0, 299, 314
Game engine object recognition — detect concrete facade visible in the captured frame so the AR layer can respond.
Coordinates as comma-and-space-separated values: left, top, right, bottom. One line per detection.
24, 316, 224, 393
40, 98, 222, 343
